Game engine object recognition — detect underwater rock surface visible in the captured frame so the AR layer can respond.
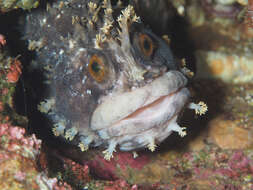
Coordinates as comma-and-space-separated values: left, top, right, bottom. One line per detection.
185, 0, 253, 83
0, 0, 253, 189
0, 123, 74, 190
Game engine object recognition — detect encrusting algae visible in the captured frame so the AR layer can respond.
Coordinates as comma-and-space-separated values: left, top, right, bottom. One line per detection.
0, 0, 39, 12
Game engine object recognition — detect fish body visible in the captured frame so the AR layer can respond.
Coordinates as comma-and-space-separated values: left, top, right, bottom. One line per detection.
24, 0, 206, 160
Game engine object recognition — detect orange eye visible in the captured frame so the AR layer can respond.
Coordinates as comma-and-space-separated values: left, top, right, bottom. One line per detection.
88, 55, 106, 82
139, 34, 154, 57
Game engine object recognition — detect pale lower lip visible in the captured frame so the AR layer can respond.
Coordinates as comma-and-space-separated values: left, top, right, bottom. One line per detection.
122, 90, 177, 121
96, 87, 190, 140
91, 71, 188, 131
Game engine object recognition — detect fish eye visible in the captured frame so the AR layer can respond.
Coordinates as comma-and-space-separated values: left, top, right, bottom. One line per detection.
139, 33, 154, 57
88, 54, 106, 82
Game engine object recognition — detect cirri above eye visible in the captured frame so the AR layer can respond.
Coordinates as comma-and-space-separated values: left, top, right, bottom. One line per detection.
138, 33, 155, 57
88, 54, 106, 82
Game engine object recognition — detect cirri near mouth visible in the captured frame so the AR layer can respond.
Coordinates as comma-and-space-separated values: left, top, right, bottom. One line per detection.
91, 70, 190, 150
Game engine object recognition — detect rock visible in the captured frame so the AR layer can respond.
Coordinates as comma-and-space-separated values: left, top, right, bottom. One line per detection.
196, 51, 253, 83
208, 116, 253, 149
188, 133, 206, 151
183, 0, 253, 83
0, 123, 72, 190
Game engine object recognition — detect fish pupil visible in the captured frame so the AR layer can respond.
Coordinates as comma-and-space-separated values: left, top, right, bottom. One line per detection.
92, 61, 101, 73
143, 39, 151, 51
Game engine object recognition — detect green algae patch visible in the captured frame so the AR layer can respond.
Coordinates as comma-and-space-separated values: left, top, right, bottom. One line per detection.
0, 0, 39, 12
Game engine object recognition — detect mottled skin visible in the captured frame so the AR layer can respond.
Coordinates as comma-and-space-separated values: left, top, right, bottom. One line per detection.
24, 0, 207, 160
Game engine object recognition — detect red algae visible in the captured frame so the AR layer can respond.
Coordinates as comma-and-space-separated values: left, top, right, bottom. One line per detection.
86, 151, 150, 180
0, 34, 6, 47
228, 151, 252, 174
248, 0, 253, 27
0, 102, 3, 112
0, 123, 73, 190
64, 159, 91, 182
6, 59, 22, 83
88, 155, 118, 180
114, 152, 150, 171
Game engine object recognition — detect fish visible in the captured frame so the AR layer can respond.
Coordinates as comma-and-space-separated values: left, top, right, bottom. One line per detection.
24, 0, 207, 160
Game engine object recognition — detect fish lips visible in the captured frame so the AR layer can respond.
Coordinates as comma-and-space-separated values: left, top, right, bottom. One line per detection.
91, 70, 190, 141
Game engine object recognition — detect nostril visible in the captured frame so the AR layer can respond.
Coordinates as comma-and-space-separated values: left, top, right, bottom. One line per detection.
143, 71, 160, 81
143, 71, 154, 80
143, 66, 168, 80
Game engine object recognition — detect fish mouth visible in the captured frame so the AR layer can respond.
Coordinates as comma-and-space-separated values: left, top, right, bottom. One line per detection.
97, 87, 190, 142
118, 93, 187, 151
90, 70, 190, 141
122, 90, 178, 120
119, 87, 185, 125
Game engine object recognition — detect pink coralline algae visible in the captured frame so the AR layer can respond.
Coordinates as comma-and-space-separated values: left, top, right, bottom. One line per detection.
174, 149, 253, 189
0, 123, 72, 190
63, 158, 91, 183
213, 151, 253, 180
103, 180, 139, 190
228, 151, 253, 174
0, 123, 41, 157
